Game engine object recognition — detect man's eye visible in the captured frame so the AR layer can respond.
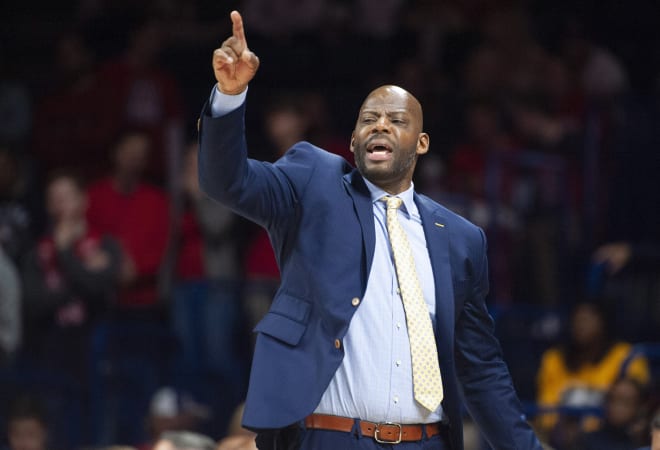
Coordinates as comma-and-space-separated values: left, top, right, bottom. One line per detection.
362, 117, 375, 123
392, 119, 406, 125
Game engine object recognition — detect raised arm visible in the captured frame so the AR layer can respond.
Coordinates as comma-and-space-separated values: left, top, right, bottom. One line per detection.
199, 11, 310, 230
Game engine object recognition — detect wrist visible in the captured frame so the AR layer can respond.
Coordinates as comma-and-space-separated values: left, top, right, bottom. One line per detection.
210, 85, 248, 117
216, 83, 247, 96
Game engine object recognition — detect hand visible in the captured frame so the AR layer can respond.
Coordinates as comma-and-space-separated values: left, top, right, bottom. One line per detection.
592, 242, 632, 274
213, 11, 259, 95
216, 434, 257, 450
82, 248, 110, 271
182, 145, 202, 199
53, 221, 85, 249
119, 251, 138, 285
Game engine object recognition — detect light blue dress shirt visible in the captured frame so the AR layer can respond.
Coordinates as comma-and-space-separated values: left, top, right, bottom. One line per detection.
210, 87, 443, 424
210, 86, 247, 116
314, 179, 443, 424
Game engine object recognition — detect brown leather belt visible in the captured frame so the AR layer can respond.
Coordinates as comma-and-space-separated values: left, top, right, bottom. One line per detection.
304, 413, 445, 444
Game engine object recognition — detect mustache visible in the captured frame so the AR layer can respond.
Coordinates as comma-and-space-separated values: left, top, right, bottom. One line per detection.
365, 134, 395, 147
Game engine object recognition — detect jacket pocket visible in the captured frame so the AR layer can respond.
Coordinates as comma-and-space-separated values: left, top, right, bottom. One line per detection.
254, 294, 311, 346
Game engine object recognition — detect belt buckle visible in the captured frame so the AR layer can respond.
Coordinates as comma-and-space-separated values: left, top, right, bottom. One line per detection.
374, 422, 402, 444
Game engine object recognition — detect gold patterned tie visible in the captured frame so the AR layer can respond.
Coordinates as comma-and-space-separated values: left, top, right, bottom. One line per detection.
384, 196, 443, 411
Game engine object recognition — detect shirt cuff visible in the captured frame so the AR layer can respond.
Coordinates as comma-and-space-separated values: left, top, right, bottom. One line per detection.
210, 85, 248, 117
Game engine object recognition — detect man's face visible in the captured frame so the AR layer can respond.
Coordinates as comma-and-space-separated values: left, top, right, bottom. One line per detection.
570, 304, 605, 347
605, 380, 641, 428
8, 418, 47, 450
114, 133, 150, 178
350, 86, 428, 193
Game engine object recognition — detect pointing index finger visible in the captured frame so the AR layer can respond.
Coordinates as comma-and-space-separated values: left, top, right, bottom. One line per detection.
230, 10, 247, 46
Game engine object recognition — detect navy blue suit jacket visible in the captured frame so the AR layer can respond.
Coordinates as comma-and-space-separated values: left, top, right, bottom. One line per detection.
198, 102, 542, 450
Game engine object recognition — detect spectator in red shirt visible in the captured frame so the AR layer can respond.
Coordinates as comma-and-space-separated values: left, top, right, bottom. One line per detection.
86, 129, 170, 312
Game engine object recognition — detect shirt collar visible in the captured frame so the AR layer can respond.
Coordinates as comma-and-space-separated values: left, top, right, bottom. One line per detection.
363, 177, 418, 219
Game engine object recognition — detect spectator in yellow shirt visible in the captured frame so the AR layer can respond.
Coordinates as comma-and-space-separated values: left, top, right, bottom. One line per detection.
536, 301, 650, 440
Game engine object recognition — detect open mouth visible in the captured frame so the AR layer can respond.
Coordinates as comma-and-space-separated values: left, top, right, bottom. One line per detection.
366, 140, 393, 161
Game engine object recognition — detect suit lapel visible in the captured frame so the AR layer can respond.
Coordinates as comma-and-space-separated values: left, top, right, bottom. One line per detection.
341, 178, 455, 347
343, 171, 376, 286
415, 194, 455, 351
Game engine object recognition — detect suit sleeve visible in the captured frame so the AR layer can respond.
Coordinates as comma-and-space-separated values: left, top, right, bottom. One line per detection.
198, 102, 315, 230
454, 228, 543, 449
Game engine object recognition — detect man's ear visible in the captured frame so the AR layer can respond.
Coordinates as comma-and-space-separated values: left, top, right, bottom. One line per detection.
416, 133, 429, 155
349, 132, 356, 153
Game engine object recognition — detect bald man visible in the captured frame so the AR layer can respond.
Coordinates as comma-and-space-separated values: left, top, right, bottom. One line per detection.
198, 10, 542, 450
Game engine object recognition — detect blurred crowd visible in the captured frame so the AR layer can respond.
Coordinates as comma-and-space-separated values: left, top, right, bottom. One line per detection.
1, 0, 659, 449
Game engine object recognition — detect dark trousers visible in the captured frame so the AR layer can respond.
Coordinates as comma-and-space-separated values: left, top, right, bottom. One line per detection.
256, 422, 450, 450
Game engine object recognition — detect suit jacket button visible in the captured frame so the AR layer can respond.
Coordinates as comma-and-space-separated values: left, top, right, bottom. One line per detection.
334, 339, 341, 349
351, 297, 360, 306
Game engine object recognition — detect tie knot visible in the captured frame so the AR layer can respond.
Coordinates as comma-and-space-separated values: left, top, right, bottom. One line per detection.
383, 196, 403, 210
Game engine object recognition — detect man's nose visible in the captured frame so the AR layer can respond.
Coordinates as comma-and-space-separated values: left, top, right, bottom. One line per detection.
373, 116, 391, 132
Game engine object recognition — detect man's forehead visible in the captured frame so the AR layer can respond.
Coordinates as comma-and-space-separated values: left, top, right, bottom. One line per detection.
360, 102, 411, 112
360, 96, 415, 113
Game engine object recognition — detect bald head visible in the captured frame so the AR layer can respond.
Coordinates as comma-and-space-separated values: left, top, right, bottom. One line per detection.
360, 85, 424, 132
351, 84, 429, 194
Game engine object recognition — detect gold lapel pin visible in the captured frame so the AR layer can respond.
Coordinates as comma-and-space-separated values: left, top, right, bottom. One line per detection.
434, 222, 445, 228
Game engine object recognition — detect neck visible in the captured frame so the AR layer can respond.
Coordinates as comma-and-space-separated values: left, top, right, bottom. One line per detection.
372, 179, 412, 195
576, 341, 606, 364
59, 216, 85, 228
113, 174, 139, 194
